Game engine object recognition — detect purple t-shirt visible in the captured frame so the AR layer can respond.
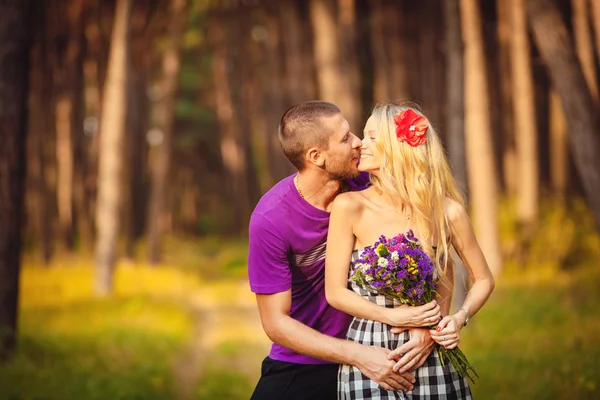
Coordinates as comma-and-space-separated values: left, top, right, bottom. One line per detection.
248, 173, 370, 364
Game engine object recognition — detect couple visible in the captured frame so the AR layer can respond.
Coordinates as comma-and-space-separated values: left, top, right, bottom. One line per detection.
247, 101, 495, 399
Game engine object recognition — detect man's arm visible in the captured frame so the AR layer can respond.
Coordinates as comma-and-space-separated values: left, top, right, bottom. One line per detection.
256, 290, 415, 392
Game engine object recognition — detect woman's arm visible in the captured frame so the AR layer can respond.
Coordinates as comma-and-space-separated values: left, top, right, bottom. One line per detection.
434, 260, 454, 316
430, 199, 496, 349
325, 193, 440, 328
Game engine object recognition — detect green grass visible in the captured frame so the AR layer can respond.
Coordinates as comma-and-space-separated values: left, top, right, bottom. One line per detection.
461, 264, 600, 399
0, 296, 193, 400
6, 198, 600, 399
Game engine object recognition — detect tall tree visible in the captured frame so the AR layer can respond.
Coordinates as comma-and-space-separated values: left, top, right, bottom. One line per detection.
549, 89, 568, 197
53, 0, 85, 250
527, 0, 600, 234
460, 0, 503, 276
0, 0, 32, 357
209, 14, 253, 234
443, 0, 469, 309
497, 0, 517, 195
310, 0, 359, 131
27, 1, 53, 264
591, 0, 600, 63
510, 0, 539, 226
280, 1, 315, 105
94, 0, 131, 296
147, 0, 187, 265
572, 0, 598, 99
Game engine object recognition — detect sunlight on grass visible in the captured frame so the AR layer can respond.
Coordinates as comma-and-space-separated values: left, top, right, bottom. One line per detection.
20, 264, 203, 308
0, 297, 193, 400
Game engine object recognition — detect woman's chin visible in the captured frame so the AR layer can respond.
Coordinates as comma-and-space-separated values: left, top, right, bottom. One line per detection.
358, 163, 369, 172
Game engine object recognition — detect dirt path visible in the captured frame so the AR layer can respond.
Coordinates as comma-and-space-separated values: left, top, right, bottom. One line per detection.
173, 280, 270, 400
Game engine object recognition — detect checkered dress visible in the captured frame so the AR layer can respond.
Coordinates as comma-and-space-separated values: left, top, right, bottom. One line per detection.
338, 249, 472, 399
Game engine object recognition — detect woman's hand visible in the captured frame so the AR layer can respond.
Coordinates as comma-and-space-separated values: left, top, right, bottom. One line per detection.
429, 313, 464, 349
387, 300, 441, 327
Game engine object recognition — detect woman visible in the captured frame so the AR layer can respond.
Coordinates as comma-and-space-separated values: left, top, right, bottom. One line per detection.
325, 102, 495, 399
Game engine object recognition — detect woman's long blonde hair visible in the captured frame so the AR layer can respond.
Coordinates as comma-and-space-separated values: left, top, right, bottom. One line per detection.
369, 102, 465, 279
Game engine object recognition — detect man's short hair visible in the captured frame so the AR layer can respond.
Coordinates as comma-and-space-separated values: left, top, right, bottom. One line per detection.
278, 101, 341, 170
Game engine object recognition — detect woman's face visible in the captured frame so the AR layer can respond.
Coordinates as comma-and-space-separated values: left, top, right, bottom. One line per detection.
358, 115, 382, 174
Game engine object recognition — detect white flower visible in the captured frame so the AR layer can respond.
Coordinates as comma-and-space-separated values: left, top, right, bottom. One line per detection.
354, 263, 369, 273
377, 258, 389, 268
366, 275, 374, 283
391, 251, 399, 262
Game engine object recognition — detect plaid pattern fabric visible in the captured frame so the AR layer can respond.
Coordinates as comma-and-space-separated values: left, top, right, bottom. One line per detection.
338, 249, 472, 400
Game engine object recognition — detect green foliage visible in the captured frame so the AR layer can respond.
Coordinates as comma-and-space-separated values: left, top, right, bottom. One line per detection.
0, 298, 193, 400
195, 369, 254, 400
462, 264, 600, 399
499, 196, 600, 270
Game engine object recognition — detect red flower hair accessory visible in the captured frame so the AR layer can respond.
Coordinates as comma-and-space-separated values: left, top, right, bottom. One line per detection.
394, 109, 429, 147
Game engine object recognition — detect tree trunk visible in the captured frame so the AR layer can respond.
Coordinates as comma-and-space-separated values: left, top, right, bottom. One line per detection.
370, 0, 391, 102
497, 0, 517, 195
94, 0, 131, 296
27, 3, 53, 264
443, 0, 469, 308
444, 0, 467, 194
147, 0, 187, 266
460, 0, 503, 277
527, 0, 600, 234
572, 0, 598, 99
591, 0, 600, 64
510, 0, 539, 226
210, 16, 252, 234
549, 89, 568, 197
0, 0, 32, 357
384, 0, 409, 101
280, 1, 315, 104
337, 0, 362, 131
310, 0, 358, 130
124, 59, 149, 260
55, 95, 75, 248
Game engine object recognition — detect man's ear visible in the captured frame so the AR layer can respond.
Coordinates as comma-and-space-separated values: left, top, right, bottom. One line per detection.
306, 146, 325, 167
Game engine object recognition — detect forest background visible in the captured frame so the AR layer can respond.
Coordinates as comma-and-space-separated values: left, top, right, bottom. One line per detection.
1, 0, 600, 399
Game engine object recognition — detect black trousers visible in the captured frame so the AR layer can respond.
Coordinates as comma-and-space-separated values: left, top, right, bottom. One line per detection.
250, 357, 339, 400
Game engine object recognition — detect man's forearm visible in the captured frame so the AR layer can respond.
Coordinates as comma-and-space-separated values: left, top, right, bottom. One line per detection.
264, 314, 360, 365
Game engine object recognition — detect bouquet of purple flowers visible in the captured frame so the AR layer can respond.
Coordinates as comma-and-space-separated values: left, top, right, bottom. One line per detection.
350, 230, 478, 383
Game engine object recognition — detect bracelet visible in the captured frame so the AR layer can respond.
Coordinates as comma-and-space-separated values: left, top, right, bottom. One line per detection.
458, 308, 469, 326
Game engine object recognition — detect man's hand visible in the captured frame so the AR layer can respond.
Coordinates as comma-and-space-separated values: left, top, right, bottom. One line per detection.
387, 328, 435, 373
354, 346, 416, 392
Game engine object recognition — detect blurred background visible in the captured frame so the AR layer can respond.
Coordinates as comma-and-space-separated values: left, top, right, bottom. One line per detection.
1, 0, 600, 399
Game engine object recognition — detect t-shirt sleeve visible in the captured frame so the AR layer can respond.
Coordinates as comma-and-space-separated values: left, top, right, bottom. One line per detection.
248, 213, 291, 294
347, 172, 371, 191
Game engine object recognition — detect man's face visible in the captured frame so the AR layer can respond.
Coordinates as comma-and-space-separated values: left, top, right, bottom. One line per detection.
320, 113, 362, 180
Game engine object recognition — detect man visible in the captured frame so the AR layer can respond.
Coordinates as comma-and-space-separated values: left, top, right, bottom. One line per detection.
248, 101, 434, 399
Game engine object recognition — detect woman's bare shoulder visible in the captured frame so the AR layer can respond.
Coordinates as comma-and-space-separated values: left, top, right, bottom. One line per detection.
331, 190, 366, 214
443, 197, 469, 224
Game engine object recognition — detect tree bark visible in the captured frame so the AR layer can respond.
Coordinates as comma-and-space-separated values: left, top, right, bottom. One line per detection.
444, 0, 467, 194
369, 0, 391, 102
337, 0, 362, 130
310, 0, 358, 130
591, 0, 600, 65
527, 0, 600, 234
27, 2, 53, 264
549, 89, 568, 197
94, 0, 131, 296
443, 0, 469, 313
460, 0, 503, 276
209, 15, 252, 234
572, 0, 598, 99
280, 1, 315, 104
147, 0, 187, 265
0, 0, 32, 357
497, 0, 517, 195
510, 0, 539, 225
